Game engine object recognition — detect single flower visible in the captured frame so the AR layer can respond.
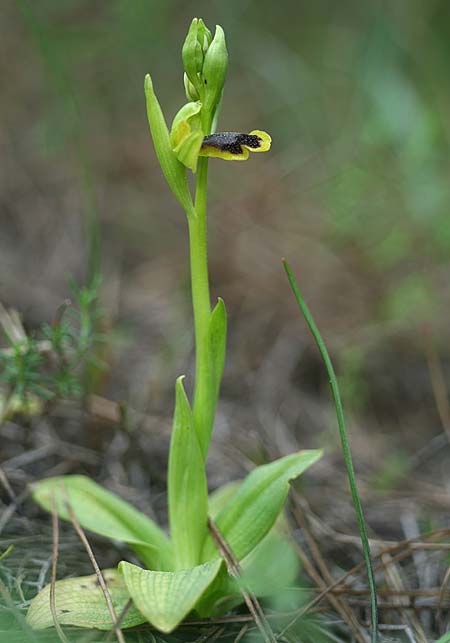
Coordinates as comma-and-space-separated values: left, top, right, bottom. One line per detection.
199, 130, 271, 161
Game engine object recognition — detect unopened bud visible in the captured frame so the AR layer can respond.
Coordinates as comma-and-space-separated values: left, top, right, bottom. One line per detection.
202, 25, 228, 115
184, 72, 200, 102
182, 18, 203, 97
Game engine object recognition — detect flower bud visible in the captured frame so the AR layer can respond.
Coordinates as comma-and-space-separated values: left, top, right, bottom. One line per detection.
170, 101, 204, 173
202, 25, 228, 115
183, 72, 200, 102
182, 19, 204, 97
196, 18, 212, 54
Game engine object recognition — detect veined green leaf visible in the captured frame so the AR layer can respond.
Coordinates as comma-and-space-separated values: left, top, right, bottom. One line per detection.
168, 377, 208, 570
119, 559, 222, 633
26, 569, 144, 630
144, 74, 195, 217
31, 475, 172, 570
202, 450, 322, 561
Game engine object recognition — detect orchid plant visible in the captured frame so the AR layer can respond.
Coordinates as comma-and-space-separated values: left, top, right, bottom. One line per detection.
26, 19, 321, 635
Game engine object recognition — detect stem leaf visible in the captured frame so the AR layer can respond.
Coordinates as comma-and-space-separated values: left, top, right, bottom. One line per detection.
209, 297, 227, 400
168, 376, 208, 569
144, 74, 195, 216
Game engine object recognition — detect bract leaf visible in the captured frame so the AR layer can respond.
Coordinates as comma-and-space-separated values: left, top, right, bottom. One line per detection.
119, 559, 222, 633
144, 74, 195, 217
168, 377, 208, 570
26, 569, 144, 630
31, 475, 172, 571
202, 450, 322, 561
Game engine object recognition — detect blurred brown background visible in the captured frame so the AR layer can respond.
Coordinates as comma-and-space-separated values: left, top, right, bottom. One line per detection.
2, 0, 450, 534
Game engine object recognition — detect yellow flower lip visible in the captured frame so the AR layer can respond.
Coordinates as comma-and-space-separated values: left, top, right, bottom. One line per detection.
199, 130, 271, 161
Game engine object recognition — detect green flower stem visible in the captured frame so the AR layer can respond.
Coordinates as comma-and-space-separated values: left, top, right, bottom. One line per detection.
283, 259, 378, 643
189, 156, 213, 458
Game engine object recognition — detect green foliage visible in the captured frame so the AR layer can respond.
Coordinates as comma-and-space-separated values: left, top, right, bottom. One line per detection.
168, 377, 208, 570
0, 279, 102, 417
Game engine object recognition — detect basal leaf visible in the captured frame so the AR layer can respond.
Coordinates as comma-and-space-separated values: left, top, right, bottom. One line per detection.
240, 528, 299, 598
26, 569, 145, 630
168, 377, 208, 570
31, 475, 172, 570
202, 450, 322, 561
119, 559, 222, 633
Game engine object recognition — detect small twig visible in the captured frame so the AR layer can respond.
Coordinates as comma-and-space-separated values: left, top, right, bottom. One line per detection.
207, 516, 276, 643
50, 493, 70, 643
234, 624, 250, 642
0, 465, 16, 502
291, 498, 369, 643
64, 495, 125, 643
278, 525, 450, 637
104, 600, 134, 642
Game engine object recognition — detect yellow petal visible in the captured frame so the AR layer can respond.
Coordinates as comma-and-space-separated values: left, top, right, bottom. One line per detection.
248, 130, 271, 152
199, 131, 271, 161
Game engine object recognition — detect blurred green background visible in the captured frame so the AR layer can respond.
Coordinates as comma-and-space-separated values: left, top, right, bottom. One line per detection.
1, 0, 450, 500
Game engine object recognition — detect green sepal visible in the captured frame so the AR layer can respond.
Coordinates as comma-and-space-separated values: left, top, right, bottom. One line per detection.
197, 18, 212, 54
31, 475, 173, 571
202, 449, 322, 561
26, 569, 145, 631
202, 25, 228, 114
170, 101, 204, 173
119, 559, 223, 634
144, 74, 195, 217
168, 376, 208, 570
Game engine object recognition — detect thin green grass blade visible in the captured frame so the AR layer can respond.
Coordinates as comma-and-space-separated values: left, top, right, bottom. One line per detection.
283, 258, 378, 643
